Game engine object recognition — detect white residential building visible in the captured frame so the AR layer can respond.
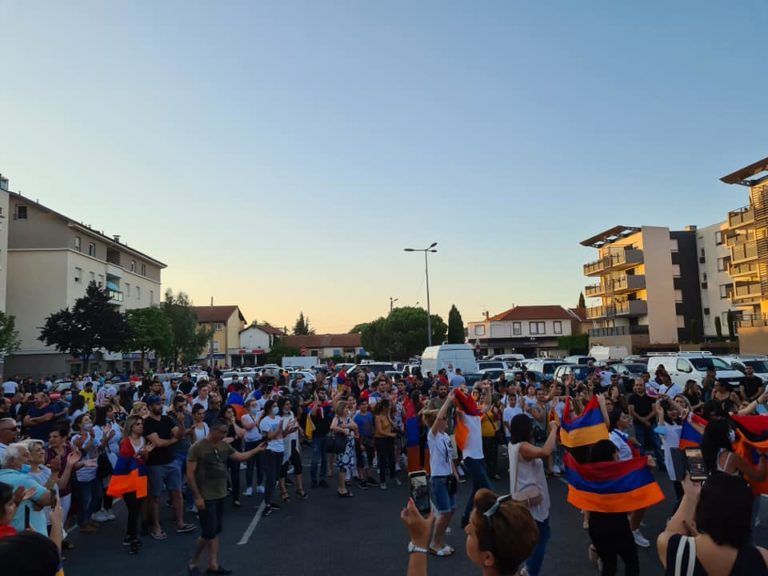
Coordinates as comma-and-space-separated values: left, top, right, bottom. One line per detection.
5, 189, 166, 376
696, 221, 733, 338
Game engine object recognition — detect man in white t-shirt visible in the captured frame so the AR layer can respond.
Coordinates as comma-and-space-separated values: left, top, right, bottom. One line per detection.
453, 388, 491, 527
2, 379, 18, 398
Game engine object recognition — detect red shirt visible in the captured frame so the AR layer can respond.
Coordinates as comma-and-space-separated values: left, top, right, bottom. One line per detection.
0, 524, 17, 539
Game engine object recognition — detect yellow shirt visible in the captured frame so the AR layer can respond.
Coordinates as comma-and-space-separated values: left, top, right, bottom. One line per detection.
80, 390, 95, 411
481, 411, 497, 437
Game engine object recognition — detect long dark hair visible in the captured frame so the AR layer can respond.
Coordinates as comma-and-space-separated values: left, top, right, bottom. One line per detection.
701, 419, 733, 474
509, 414, 533, 444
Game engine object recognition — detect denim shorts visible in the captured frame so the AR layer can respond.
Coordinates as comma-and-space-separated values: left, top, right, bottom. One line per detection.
430, 476, 456, 514
147, 462, 182, 497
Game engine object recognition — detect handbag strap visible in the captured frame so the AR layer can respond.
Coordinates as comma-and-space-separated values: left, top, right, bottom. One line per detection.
674, 535, 696, 576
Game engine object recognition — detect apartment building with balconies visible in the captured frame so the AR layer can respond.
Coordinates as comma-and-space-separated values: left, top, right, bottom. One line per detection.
720, 156, 768, 353
581, 225, 703, 353
695, 221, 734, 338
4, 189, 166, 376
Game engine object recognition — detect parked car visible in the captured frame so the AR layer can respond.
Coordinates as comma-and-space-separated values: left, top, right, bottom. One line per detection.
490, 353, 525, 364
725, 355, 768, 380
524, 359, 565, 378
612, 363, 648, 392
563, 356, 596, 365
646, 353, 744, 389
552, 364, 596, 384
477, 360, 507, 371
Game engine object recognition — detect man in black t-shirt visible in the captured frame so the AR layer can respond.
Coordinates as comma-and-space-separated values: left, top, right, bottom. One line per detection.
143, 395, 195, 539
740, 365, 764, 402
309, 388, 334, 488
627, 378, 664, 471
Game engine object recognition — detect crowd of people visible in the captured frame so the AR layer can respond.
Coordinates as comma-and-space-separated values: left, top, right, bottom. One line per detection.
0, 361, 767, 575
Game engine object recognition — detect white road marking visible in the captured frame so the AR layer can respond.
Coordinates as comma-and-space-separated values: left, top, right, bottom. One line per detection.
237, 501, 266, 546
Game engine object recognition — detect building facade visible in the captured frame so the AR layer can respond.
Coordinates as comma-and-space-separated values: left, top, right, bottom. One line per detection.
581, 225, 703, 354
695, 221, 733, 338
4, 190, 165, 376
467, 305, 585, 358
720, 156, 768, 352
236, 324, 285, 366
282, 334, 362, 360
0, 176, 11, 313
192, 305, 247, 368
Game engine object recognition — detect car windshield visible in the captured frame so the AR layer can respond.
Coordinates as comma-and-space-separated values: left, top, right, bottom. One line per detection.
574, 366, 594, 380
624, 364, 646, 374
543, 363, 563, 374
744, 360, 768, 373
689, 357, 731, 371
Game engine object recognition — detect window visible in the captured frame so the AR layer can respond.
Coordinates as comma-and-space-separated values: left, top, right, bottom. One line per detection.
124, 282, 130, 297
529, 321, 545, 335
717, 257, 730, 272
704, 307, 710, 315
74, 267, 82, 283
474, 325, 485, 336
512, 322, 522, 336
702, 272, 707, 281
87, 243, 96, 257
215, 322, 224, 331
150, 290, 154, 305
700, 248, 705, 258
141, 263, 146, 276
74, 236, 81, 251
89, 271, 95, 283
97, 274, 104, 287
136, 286, 141, 300
553, 321, 562, 334
130, 260, 136, 272
676, 358, 691, 372
15, 205, 27, 219
715, 231, 723, 245
212, 340, 220, 353
719, 284, 732, 299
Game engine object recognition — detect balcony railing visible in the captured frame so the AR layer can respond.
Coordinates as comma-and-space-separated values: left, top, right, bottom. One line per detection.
738, 314, 768, 328
731, 243, 758, 264
588, 325, 649, 337
585, 284, 603, 298
583, 249, 643, 276
728, 206, 754, 229
587, 300, 647, 319
107, 289, 124, 303
730, 262, 758, 278
731, 282, 762, 303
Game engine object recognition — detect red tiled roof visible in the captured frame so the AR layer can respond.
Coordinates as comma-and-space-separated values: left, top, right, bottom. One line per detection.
488, 305, 572, 322
191, 306, 246, 324
240, 323, 286, 336
283, 334, 361, 349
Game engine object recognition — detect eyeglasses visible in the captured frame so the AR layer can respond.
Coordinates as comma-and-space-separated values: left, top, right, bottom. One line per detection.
483, 494, 512, 519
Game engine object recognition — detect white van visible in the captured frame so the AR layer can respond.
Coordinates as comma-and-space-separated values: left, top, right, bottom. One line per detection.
724, 355, 768, 381
421, 344, 479, 376
646, 353, 744, 389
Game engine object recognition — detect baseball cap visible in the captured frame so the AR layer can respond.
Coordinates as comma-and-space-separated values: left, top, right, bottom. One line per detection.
146, 394, 163, 406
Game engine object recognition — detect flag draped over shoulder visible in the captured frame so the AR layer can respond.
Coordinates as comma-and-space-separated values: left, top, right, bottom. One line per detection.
564, 452, 664, 513
730, 414, 768, 494
406, 414, 430, 474
453, 389, 483, 453
559, 396, 608, 448
106, 455, 148, 499
678, 414, 707, 449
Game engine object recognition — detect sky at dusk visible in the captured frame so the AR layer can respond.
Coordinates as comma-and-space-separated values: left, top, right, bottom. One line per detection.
2, 1, 767, 333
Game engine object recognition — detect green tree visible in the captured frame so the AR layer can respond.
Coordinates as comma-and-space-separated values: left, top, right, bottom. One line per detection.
447, 305, 465, 344
125, 307, 173, 368
162, 290, 212, 368
0, 312, 21, 357
293, 312, 314, 335
715, 316, 723, 339
360, 307, 447, 360
39, 282, 129, 372
578, 292, 586, 308
262, 339, 301, 365
557, 334, 589, 354
350, 322, 369, 334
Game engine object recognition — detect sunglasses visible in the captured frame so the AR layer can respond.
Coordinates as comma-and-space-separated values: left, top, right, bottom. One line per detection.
483, 493, 512, 520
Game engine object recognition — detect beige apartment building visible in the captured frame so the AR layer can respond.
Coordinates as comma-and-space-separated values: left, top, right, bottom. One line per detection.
720, 156, 768, 353
192, 305, 247, 368
581, 225, 703, 354
4, 190, 166, 377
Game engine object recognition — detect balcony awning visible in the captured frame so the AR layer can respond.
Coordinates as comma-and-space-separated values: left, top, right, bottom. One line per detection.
721, 156, 768, 186
580, 226, 640, 247
106, 281, 120, 292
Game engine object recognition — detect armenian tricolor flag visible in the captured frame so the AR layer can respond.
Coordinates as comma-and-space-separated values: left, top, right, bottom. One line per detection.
678, 414, 707, 449
106, 455, 148, 499
559, 396, 608, 448
453, 389, 483, 453
564, 452, 664, 513
405, 414, 430, 473
730, 414, 768, 494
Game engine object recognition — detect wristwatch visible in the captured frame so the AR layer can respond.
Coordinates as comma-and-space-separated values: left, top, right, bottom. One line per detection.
408, 542, 428, 554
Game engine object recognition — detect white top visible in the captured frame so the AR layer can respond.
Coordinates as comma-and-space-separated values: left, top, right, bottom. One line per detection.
502, 406, 523, 438
516, 451, 550, 522
192, 423, 209, 443
241, 414, 262, 442
657, 424, 682, 481
609, 429, 633, 462
658, 383, 683, 398
281, 412, 298, 443
427, 429, 453, 477
73, 429, 102, 482
458, 412, 484, 460
259, 415, 285, 452
2, 380, 18, 394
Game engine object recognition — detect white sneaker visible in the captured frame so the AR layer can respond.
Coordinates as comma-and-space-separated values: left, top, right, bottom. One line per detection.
91, 510, 109, 523
103, 509, 116, 521
633, 529, 650, 548
380, 482, 387, 490
244, 487, 253, 497
255, 485, 265, 494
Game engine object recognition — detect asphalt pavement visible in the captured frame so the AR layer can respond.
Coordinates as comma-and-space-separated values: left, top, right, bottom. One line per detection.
61, 450, 768, 576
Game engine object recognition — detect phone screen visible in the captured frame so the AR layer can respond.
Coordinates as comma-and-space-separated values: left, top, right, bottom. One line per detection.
685, 448, 707, 481
408, 471, 431, 517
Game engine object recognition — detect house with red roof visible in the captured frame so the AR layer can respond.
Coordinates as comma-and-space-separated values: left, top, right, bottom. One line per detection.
466, 305, 589, 358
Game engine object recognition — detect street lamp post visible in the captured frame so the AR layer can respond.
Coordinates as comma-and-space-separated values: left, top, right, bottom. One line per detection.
404, 242, 437, 346
389, 297, 399, 313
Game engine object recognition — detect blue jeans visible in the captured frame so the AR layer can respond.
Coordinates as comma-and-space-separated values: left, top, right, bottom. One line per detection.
526, 517, 550, 576
75, 478, 102, 527
461, 457, 491, 526
311, 436, 328, 483
244, 441, 264, 489
174, 450, 193, 506
633, 423, 665, 471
